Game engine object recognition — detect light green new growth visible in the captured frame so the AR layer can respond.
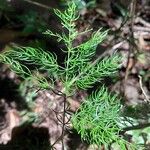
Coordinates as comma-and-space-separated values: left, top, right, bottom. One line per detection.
0, 1, 133, 149
72, 85, 136, 149
72, 86, 135, 149
44, 2, 119, 95
72, 86, 121, 145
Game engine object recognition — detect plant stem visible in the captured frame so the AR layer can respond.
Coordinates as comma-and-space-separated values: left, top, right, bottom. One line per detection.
65, 23, 73, 94
50, 91, 67, 150
61, 94, 67, 150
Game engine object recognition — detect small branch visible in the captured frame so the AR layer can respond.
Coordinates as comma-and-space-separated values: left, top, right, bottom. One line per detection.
134, 32, 150, 39
135, 17, 150, 28
61, 94, 67, 150
50, 90, 70, 150
22, 0, 52, 10
125, 0, 137, 81
122, 122, 150, 133
138, 75, 150, 102
133, 26, 150, 32
99, 40, 126, 59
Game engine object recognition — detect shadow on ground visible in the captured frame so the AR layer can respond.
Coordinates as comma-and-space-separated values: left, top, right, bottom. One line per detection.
0, 124, 50, 150
0, 76, 29, 110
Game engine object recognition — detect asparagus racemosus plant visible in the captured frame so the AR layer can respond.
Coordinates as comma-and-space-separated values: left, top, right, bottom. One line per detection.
0, 1, 136, 149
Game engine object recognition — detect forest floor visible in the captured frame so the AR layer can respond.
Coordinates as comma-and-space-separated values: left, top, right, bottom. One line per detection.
0, 0, 150, 150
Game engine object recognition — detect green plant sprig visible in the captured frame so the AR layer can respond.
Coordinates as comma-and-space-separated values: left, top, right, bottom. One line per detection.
72, 86, 121, 145
0, 1, 136, 149
44, 2, 120, 95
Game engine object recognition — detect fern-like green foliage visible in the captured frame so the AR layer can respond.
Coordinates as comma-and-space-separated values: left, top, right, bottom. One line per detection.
2, 46, 59, 74
72, 86, 137, 149
44, 2, 120, 95
0, 2, 120, 95
72, 86, 121, 144
72, 86, 127, 149
0, 1, 133, 149
0, 54, 32, 77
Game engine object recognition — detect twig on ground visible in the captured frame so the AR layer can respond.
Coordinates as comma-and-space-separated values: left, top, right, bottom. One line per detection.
138, 75, 150, 102
23, 0, 51, 10
98, 40, 126, 60
133, 26, 150, 32
135, 17, 150, 28
134, 32, 150, 39
122, 122, 150, 133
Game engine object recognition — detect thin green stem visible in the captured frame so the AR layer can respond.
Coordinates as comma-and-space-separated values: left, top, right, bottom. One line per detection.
65, 21, 74, 93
